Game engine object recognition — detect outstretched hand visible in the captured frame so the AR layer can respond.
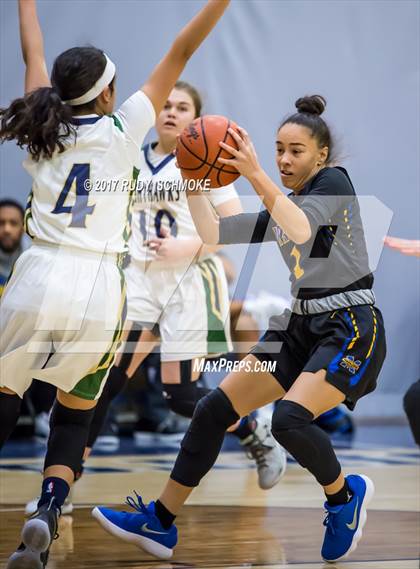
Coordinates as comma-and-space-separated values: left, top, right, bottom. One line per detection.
384, 236, 420, 258
218, 126, 262, 180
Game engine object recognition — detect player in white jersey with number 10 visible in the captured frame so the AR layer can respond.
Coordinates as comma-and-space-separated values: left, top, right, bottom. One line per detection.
129, 85, 238, 369
0, 1, 230, 567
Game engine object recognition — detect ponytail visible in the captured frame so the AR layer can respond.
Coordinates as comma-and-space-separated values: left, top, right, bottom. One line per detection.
0, 87, 76, 162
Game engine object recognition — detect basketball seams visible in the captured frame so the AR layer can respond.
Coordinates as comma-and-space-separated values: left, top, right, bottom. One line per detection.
203, 119, 235, 183
177, 115, 240, 187
178, 135, 237, 174
178, 137, 211, 171
216, 120, 235, 186
178, 136, 212, 169
201, 116, 209, 164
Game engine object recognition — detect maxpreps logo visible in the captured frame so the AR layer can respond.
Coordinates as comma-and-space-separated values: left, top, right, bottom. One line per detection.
339, 355, 361, 375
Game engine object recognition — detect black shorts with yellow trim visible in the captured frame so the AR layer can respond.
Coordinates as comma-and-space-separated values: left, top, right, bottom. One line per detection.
251, 304, 386, 410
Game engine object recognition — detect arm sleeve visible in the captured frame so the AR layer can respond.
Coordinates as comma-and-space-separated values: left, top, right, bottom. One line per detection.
114, 90, 156, 146
219, 210, 277, 244
297, 167, 355, 233
207, 183, 238, 207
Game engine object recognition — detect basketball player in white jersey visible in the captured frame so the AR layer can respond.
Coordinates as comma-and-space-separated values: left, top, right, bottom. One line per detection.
0, 1, 229, 566
80, 82, 287, 495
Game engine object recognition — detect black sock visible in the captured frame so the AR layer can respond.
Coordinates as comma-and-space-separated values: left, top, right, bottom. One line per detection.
38, 477, 70, 509
326, 479, 352, 506
155, 499, 176, 529
232, 416, 256, 441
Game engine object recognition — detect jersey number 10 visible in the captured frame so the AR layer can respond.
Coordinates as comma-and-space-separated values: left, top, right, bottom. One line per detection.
139, 209, 178, 240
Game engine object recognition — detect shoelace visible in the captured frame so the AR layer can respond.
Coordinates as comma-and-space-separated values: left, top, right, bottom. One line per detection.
246, 440, 269, 467
323, 511, 336, 536
125, 491, 149, 515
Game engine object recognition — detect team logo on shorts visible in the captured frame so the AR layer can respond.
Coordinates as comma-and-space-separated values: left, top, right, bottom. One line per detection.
339, 355, 361, 375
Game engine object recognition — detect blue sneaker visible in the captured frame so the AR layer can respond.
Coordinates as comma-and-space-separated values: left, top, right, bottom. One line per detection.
321, 474, 374, 562
92, 492, 177, 560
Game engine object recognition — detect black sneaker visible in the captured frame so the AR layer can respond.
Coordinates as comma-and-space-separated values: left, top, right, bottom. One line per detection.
7, 498, 59, 568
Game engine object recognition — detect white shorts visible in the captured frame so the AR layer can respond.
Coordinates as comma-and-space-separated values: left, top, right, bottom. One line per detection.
125, 255, 232, 362
0, 242, 126, 400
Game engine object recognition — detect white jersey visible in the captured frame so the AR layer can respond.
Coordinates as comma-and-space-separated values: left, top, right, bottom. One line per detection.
130, 143, 238, 265
23, 91, 155, 254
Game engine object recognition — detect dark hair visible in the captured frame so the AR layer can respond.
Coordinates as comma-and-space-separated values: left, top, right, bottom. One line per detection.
280, 95, 335, 163
174, 81, 202, 118
0, 199, 25, 219
0, 47, 114, 162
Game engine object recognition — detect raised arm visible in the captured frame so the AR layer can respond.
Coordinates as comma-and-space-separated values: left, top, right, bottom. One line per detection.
186, 188, 275, 245
219, 127, 312, 245
186, 188, 220, 244
141, 0, 229, 116
18, 0, 50, 93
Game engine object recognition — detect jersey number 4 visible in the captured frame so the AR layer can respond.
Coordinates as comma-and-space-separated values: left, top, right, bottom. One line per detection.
51, 164, 95, 228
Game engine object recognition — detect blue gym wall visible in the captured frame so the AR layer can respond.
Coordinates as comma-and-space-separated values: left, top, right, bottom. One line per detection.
1, 0, 419, 417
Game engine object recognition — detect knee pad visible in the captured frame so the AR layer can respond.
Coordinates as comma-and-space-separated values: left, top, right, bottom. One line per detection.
171, 388, 239, 487
180, 359, 192, 383
103, 365, 129, 400
86, 365, 128, 449
271, 400, 314, 437
271, 400, 341, 486
163, 382, 210, 418
44, 401, 95, 477
0, 392, 22, 449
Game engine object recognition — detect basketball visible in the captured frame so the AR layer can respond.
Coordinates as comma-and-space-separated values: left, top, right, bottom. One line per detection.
176, 115, 241, 188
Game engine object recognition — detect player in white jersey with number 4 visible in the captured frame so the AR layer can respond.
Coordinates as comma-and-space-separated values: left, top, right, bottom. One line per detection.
0, 1, 229, 567
83, 82, 287, 495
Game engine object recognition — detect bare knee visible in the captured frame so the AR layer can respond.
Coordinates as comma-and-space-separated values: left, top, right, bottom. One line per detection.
57, 390, 97, 410
0, 386, 19, 396
161, 360, 182, 384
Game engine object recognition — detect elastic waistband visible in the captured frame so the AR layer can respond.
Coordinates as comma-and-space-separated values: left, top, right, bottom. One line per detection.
291, 289, 375, 315
32, 239, 120, 261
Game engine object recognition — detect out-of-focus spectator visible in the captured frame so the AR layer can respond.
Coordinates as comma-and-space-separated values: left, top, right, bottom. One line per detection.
0, 199, 27, 295
385, 234, 420, 444
403, 381, 420, 445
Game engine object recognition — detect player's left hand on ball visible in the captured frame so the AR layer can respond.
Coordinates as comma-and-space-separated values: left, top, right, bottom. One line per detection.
218, 126, 262, 179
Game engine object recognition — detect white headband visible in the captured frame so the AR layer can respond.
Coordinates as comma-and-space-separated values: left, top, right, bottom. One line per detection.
64, 54, 116, 106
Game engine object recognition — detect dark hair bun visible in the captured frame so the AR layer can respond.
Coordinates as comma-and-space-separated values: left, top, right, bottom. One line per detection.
295, 95, 326, 116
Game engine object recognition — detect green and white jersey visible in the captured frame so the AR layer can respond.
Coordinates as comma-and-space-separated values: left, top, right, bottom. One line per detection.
23, 91, 155, 254
130, 143, 238, 265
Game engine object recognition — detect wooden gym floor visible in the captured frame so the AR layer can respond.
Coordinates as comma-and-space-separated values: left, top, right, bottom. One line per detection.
0, 431, 419, 569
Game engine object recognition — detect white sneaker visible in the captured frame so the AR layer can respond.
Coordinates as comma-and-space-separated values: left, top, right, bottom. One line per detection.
25, 488, 74, 517
95, 417, 120, 452
241, 417, 287, 490
243, 292, 290, 331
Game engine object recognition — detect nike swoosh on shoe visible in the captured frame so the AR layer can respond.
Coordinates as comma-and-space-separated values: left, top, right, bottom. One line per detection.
141, 523, 168, 535
346, 497, 359, 530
